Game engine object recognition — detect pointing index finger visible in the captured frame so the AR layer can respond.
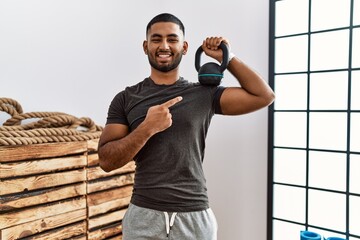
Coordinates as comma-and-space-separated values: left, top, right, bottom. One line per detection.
161, 96, 183, 108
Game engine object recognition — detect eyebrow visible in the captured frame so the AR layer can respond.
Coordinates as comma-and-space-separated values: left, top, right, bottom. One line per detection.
150, 33, 180, 38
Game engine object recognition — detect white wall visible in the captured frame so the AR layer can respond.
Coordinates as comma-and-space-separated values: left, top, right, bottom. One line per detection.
0, 1, 269, 239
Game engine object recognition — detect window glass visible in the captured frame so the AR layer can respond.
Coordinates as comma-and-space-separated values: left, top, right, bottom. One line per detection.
274, 112, 307, 148
351, 71, 360, 110
350, 154, 360, 194
308, 190, 346, 231
274, 184, 306, 223
309, 112, 347, 151
350, 196, 360, 236
352, 28, 360, 68
309, 151, 347, 191
274, 74, 308, 110
310, 30, 349, 71
351, 113, 360, 152
274, 148, 306, 186
273, 220, 304, 240
310, 71, 348, 110
275, 35, 308, 73
275, 0, 309, 36
354, 0, 360, 25
311, 0, 351, 31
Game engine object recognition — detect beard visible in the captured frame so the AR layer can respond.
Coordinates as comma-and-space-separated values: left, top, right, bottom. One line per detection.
148, 53, 183, 72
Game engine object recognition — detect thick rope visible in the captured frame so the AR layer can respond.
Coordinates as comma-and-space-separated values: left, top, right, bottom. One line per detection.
0, 98, 23, 115
0, 98, 103, 146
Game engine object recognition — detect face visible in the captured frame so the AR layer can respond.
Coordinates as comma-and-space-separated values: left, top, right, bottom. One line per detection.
143, 22, 188, 73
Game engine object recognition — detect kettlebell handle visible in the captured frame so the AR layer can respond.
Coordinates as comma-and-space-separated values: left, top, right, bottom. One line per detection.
195, 41, 229, 73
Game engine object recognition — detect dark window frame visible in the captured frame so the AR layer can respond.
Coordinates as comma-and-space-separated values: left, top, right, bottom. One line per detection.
268, 0, 360, 239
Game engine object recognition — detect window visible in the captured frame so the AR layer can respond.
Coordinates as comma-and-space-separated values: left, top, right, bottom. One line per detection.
268, 0, 360, 239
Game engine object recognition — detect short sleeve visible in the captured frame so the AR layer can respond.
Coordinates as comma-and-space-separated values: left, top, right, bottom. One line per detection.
106, 91, 129, 125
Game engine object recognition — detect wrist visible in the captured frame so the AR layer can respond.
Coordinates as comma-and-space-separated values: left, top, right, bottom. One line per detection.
137, 121, 157, 138
228, 52, 236, 63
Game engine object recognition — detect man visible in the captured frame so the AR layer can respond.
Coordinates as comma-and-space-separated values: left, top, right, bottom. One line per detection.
98, 13, 274, 240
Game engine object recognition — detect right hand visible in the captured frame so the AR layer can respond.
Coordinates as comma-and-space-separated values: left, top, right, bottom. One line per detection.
202, 37, 231, 63
142, 96, 183, 135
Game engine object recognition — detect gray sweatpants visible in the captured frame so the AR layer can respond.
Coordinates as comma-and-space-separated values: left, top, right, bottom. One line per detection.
122, 203, 218, 240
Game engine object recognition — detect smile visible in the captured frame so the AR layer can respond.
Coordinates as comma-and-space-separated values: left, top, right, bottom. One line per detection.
156, 52, 173, 58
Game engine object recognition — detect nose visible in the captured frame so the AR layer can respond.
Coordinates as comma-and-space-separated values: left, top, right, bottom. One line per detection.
159, 40, 169, 50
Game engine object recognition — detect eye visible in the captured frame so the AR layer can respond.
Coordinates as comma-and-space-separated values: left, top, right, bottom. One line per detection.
168, 38, 179, 43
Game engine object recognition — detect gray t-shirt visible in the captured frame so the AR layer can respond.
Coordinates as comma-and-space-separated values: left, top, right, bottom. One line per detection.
106, 77, 225, 212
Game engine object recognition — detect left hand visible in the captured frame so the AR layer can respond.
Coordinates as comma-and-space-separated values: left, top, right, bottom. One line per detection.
202, 37, 231, 63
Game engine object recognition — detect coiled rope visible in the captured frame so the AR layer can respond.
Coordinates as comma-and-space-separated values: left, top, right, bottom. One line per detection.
0, 98, 103, 146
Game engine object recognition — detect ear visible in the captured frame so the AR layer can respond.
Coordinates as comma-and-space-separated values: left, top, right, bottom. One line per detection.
143, 40, 148, 55
182, 41, 189, 55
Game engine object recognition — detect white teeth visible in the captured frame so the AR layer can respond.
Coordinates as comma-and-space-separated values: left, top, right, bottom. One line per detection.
158, 54, 171, 58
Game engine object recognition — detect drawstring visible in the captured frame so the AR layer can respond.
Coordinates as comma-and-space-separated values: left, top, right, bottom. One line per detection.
164, 212, 177, 237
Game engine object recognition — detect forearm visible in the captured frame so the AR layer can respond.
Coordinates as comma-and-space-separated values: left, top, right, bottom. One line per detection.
227, 57, 275, 102
98, 124, 152, 172
98, 96, 182, 172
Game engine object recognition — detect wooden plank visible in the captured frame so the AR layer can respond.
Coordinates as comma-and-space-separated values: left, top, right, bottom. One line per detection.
71, 235, 87, 240
0, 169, 86, 195
87, 139, 99, 152
0, 208, 86, 239
0, 197, 86, 229
87, 161, 135, 181
88, 208, 127, 230
87, 153, 99, 166
88, 185, 133, 207
89, 196, 131, 217
0, 141, 87, 162
107, 235, 122, 240
0, 183, 86, 212
88, 184, 132, 217
87, 173, 135, 194
26, 221, 86, 240
88, 223, 122, 240
0, 155, 87, 178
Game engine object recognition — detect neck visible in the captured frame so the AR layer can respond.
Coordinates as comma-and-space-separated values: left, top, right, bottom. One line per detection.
149, 69, 180, 85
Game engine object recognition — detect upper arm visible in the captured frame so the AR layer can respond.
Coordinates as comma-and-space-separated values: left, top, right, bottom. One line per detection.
220, 87, 270, 115
98, 123, 130, 149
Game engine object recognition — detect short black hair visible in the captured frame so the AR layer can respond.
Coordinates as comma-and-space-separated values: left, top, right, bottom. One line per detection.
146, 13, 185, 36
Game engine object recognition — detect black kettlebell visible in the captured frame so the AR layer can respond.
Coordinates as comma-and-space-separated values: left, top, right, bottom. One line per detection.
195, 41, 229, 86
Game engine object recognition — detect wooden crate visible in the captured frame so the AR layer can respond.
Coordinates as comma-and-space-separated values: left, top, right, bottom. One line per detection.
0, 139, 135, 240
